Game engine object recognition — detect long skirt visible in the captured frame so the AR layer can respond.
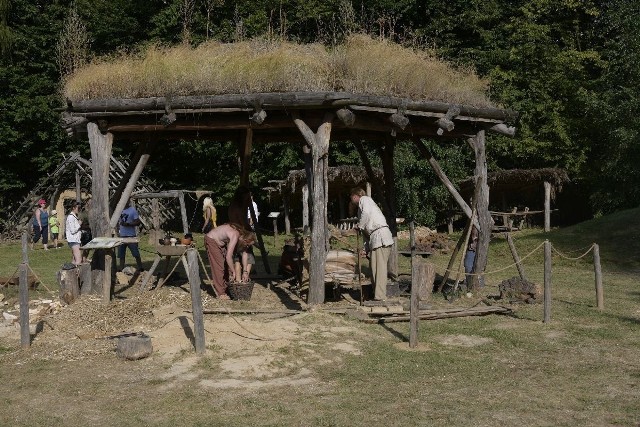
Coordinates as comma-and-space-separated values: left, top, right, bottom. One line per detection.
204, 235, 228, 296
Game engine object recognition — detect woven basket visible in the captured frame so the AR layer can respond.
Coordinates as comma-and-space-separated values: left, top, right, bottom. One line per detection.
228, 281, 254, 301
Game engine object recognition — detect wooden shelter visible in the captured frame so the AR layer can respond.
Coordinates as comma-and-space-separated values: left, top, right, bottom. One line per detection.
263, 165, 383, 234
458, 168, 568, 232
62, 91, 516, 304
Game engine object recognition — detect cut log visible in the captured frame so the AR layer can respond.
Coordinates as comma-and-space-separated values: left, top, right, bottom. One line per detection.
57, 268, 80, 305
416, 261, 435, 301
116, 334, 153, 360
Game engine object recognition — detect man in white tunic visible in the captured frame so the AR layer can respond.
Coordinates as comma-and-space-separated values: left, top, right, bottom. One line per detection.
350, 187, 394, 301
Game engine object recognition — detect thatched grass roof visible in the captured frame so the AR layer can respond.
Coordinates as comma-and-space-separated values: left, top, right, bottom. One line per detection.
459, 168, 570, 201
63, 35, 494, 108
265, 165, 382, 201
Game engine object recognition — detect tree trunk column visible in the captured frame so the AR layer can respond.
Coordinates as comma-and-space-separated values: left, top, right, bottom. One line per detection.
470, 130, 490, 291
88, 122, 114, 296
294, 112, 334, 307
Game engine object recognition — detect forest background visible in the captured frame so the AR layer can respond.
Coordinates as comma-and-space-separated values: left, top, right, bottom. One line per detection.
0, 0, 638, 228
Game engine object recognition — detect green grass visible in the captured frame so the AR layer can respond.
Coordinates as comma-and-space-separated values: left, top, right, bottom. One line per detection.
1, 209, 639, 426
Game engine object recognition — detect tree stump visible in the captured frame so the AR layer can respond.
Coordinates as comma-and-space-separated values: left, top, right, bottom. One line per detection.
57, 267, 80, 305
116, 334, 153, 360
416, 261, 435, 302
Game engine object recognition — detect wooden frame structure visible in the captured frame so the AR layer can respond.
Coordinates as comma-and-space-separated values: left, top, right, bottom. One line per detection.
62, 91, 517, 304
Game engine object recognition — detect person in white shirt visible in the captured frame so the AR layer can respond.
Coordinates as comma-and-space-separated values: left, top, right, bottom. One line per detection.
65, 201, 83, 265
350, 187, 394, 301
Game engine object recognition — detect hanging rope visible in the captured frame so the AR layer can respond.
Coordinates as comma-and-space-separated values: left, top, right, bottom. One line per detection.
443, 241, 547, 277
551, 244, 595, 260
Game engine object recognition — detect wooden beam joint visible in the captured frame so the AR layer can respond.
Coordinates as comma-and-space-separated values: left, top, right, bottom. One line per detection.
436, 104, 461, 135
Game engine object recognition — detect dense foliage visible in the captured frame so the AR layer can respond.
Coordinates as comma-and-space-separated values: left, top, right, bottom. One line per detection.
0, 0, 638, 226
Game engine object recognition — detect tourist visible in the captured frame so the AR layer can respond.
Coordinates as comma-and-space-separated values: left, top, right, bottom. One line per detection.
31, 199, 49, 250
48, 209, 60, 249
65, 201, 82, 265
117, 199, 143, 271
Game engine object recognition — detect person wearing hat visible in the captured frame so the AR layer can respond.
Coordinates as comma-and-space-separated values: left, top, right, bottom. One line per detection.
31, 199, 49, 250
48, 209, 60, 249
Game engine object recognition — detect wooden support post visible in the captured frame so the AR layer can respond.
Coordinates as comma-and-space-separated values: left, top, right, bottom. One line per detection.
19, 232, 30, 348
365, 182, 371, 197
88, 122, 113, 296
272, 218, 278, 246
283, 196, 291, 235
109, 152, 151, 230
409, 221, 418, 348
412, 138, 480, 230
293, 112, 334, 306
239, 128, 253, 187
543, 240, 551, 323
382, 136, 398, 281
302, 184, 309, 233
470, 131, 491, 291
187, 249, 205, 355
178, 192, 188, 235
544, 181, 551, 232
505, 232, 527, 281
593, 243, 603, 310
75, 170, 82, 204
149, 198, 160, 245
103, 249, 113, 303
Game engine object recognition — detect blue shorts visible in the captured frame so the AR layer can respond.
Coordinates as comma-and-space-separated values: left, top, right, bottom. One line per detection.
68, 242, 80, 248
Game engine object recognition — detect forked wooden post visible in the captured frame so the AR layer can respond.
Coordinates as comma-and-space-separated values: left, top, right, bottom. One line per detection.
19, 232, 30, 348
187, 249, 205, 354
543, 240, 552, 323
593, 243, 604, 310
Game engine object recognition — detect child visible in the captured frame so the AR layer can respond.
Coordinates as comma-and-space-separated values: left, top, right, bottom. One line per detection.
49, 210, 60, 249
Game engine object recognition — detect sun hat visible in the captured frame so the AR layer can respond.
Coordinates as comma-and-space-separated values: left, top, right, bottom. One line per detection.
51, 210, 57, 215
38, 199, 46, 205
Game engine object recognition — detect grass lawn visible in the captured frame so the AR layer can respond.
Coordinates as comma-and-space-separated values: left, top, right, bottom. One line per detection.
0, 208, 638, 426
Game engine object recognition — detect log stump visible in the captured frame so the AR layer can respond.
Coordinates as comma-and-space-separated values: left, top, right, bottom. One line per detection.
116, 334, 153, 360
416, 261, 435, 302
57, 267, 80, 305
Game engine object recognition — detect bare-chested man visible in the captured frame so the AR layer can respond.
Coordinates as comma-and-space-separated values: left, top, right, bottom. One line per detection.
204, 223, 256, 300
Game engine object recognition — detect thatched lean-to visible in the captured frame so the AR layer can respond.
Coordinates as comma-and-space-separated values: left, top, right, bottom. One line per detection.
60, 35, 518, 307
459, 168, 569, 231
264, 165, 383, 233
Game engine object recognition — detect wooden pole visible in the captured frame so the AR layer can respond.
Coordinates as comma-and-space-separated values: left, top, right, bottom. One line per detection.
382, 136, 398, 281
239, 128, 253, 187
544, 181, 551, 232
178, 192, 189, 235
470, 131, 491, 291
283, 196, 291, 235
87, 122, 113, 296
437, 228, 467, 292
19, 232, 30, 348
412, 138, 480, 230
109, 152, 151, 229
543, 240, 551, 323
75, 170, 82, 204
293, 112, 334, 306
187, 249, 205, 355
302, 184, 309, 233
593, 243, 604, 310
103, 249, 112, 303
272, 218, 278, 246
505, 232, 527, 281
409, 221, 419, 348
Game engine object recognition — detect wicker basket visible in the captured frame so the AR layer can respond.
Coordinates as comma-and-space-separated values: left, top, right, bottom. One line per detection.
228, 281, 254, 301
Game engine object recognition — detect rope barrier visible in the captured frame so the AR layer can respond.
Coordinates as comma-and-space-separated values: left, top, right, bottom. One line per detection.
551, 244, 595, 260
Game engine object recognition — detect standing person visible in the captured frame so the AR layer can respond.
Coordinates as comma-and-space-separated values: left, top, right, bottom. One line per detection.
204, 223, 256, 299
48, 209, 60, 249
202, 196, 217, 233
117, 199, 143, 272
31, 199, 50, 250
464, 226, 479, 291
79, 199, 93, 262
65, 201, 82, 265
350, 187, 394, 301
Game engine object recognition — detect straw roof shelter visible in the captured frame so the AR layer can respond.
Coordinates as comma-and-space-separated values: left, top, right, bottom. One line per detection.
60, 36, 518, 307
459, 168, 569, 232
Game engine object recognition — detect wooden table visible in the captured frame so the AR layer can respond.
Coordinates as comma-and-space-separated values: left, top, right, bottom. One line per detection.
139, 245, 192, 291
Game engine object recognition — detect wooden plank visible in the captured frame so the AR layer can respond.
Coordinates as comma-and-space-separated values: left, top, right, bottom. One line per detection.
187, 249, 205, 355
362, 305, 512, 323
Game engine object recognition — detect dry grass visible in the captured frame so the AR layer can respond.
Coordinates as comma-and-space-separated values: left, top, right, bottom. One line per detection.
63, 34, 492, 107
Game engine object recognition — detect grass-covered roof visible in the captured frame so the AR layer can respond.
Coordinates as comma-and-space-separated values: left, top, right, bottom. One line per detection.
63, 35, 494, 108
